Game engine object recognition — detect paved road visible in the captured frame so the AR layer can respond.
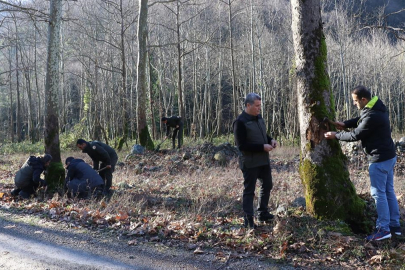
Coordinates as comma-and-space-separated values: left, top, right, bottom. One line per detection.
0, 209, 288, 270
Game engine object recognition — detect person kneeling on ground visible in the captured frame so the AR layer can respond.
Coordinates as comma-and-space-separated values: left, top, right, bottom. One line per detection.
11, 154, 52, 199
65, 157, 104, 199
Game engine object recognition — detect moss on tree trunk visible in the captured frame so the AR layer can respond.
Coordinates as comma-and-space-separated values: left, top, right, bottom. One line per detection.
291, 0, 368, 232
45, 161, 65, 193
139, 125, 154, 150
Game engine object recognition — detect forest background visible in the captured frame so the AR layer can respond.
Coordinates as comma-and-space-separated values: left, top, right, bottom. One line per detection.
0, 0, 404, 148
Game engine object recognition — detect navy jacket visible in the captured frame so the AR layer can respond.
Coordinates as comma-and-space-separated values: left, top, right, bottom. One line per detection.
65, 159, 103, 189
336, 97, 396, 163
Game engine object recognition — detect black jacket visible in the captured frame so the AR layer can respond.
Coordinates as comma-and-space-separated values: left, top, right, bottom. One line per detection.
65, 159, 104, 189
233, 111, 273, 168
81, 141, 118, 170
164, 116, 183, 136
336, 97, 396, 163
14, 156, 46, 188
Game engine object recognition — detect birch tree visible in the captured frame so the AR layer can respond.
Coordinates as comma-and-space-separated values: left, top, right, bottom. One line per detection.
291, 0, 367, 228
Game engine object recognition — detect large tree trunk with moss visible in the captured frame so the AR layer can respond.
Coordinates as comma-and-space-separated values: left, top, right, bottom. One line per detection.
291, 0, 367, 229
44, 0, 65, 191
136, 0, 154, 150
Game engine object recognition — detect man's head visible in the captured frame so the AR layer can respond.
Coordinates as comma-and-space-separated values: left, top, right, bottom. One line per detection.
76, 139, 87, 150
65, 157, 74, 168
161, 117, 168, 124
351, 85, 371, 110
244, 93, 262, 116
41, 154, 52, 167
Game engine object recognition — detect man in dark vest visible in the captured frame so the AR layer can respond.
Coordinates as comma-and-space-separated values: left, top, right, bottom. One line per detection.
65, 157, 104, 199
161, 116, 183, 149
11, 154, 52, 199
325, 85, 400, 240
76, 139, 118, 196
233, 93, 277, 229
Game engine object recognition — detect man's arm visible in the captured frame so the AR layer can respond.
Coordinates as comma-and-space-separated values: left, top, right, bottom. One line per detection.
343, 117, 360, 129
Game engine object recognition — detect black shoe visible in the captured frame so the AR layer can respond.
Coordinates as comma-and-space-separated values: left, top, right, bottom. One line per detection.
244, 216, 257, 229
258, 212, 274, 222
10, 189, 21, 197
18, 191, 31, 199
389, 226, 402, 236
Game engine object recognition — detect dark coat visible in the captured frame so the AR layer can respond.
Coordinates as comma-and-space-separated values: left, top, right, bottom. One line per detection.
164, 116, 183, 136
233, 111, 273, 169
65, 159, 104, 190
336, 97, 396, 163
81, 141, 118, 170
14, 156, 46, 188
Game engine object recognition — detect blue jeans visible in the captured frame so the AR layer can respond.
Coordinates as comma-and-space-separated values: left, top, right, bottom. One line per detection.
369, 156, 400, 231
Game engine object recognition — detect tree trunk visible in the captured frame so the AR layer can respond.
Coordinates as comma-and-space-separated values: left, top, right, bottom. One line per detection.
136, 0, 154, 150
291, 0, 367, 230
44, 0, 65, 191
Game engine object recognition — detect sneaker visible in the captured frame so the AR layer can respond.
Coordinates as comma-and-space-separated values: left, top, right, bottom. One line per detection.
258, 212, 274, 222
244, 216, 257, 229
389, 226, 402, 236
366, 229, 391, 241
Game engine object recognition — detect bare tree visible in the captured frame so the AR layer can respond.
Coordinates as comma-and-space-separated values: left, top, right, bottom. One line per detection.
44, 0, 65, 190
136, 0, 154, 149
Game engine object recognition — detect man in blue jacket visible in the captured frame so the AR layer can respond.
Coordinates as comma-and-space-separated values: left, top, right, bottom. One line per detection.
325, 85, 400, 241
65, 157, 104, 198
76, 139, 118, 196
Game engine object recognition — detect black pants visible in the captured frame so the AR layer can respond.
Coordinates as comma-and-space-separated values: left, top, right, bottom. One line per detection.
241, 164, 273, 217
172, 123, 183, 149
99, 155, 118, 192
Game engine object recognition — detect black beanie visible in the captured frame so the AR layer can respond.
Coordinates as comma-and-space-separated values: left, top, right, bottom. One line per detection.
76, 139, 87, 145
65, 157, 74, 165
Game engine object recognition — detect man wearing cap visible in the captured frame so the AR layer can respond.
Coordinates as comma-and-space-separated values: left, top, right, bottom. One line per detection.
64, 157, 104, 198
161, 116, 183, 149
76, 139, 118, 196
11, 154, 52, 198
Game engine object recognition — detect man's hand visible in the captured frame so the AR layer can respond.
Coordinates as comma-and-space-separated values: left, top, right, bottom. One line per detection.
264, 144, 274, 152
334, 121, 346, 130
106, 165, 112, 169
324, 131, 337, 139
270, 139, 277, 149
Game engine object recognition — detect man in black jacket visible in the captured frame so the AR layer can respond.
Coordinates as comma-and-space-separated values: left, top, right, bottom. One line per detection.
11, 154, 52, 198
233, 93, 277, 229
161, 116, 183, 149
325, 85, 400, 241
65, 157, 104, 198
76, 139, 118, 196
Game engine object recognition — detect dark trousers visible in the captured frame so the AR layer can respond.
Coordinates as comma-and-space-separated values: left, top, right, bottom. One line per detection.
242, 164, 273, 217
172, 123, 183, 149
99, 155, 118, 192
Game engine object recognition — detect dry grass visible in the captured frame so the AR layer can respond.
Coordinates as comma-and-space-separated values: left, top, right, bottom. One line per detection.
1, 145, 405, 269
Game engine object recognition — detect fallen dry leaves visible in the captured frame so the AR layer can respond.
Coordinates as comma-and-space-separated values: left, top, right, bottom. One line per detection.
0, 145, 404, 269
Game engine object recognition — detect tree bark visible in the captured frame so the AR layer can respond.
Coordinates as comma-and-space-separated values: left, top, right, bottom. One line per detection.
44, 0, 65, 191
291, 0, 367, 229
136, 0, 154, 150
